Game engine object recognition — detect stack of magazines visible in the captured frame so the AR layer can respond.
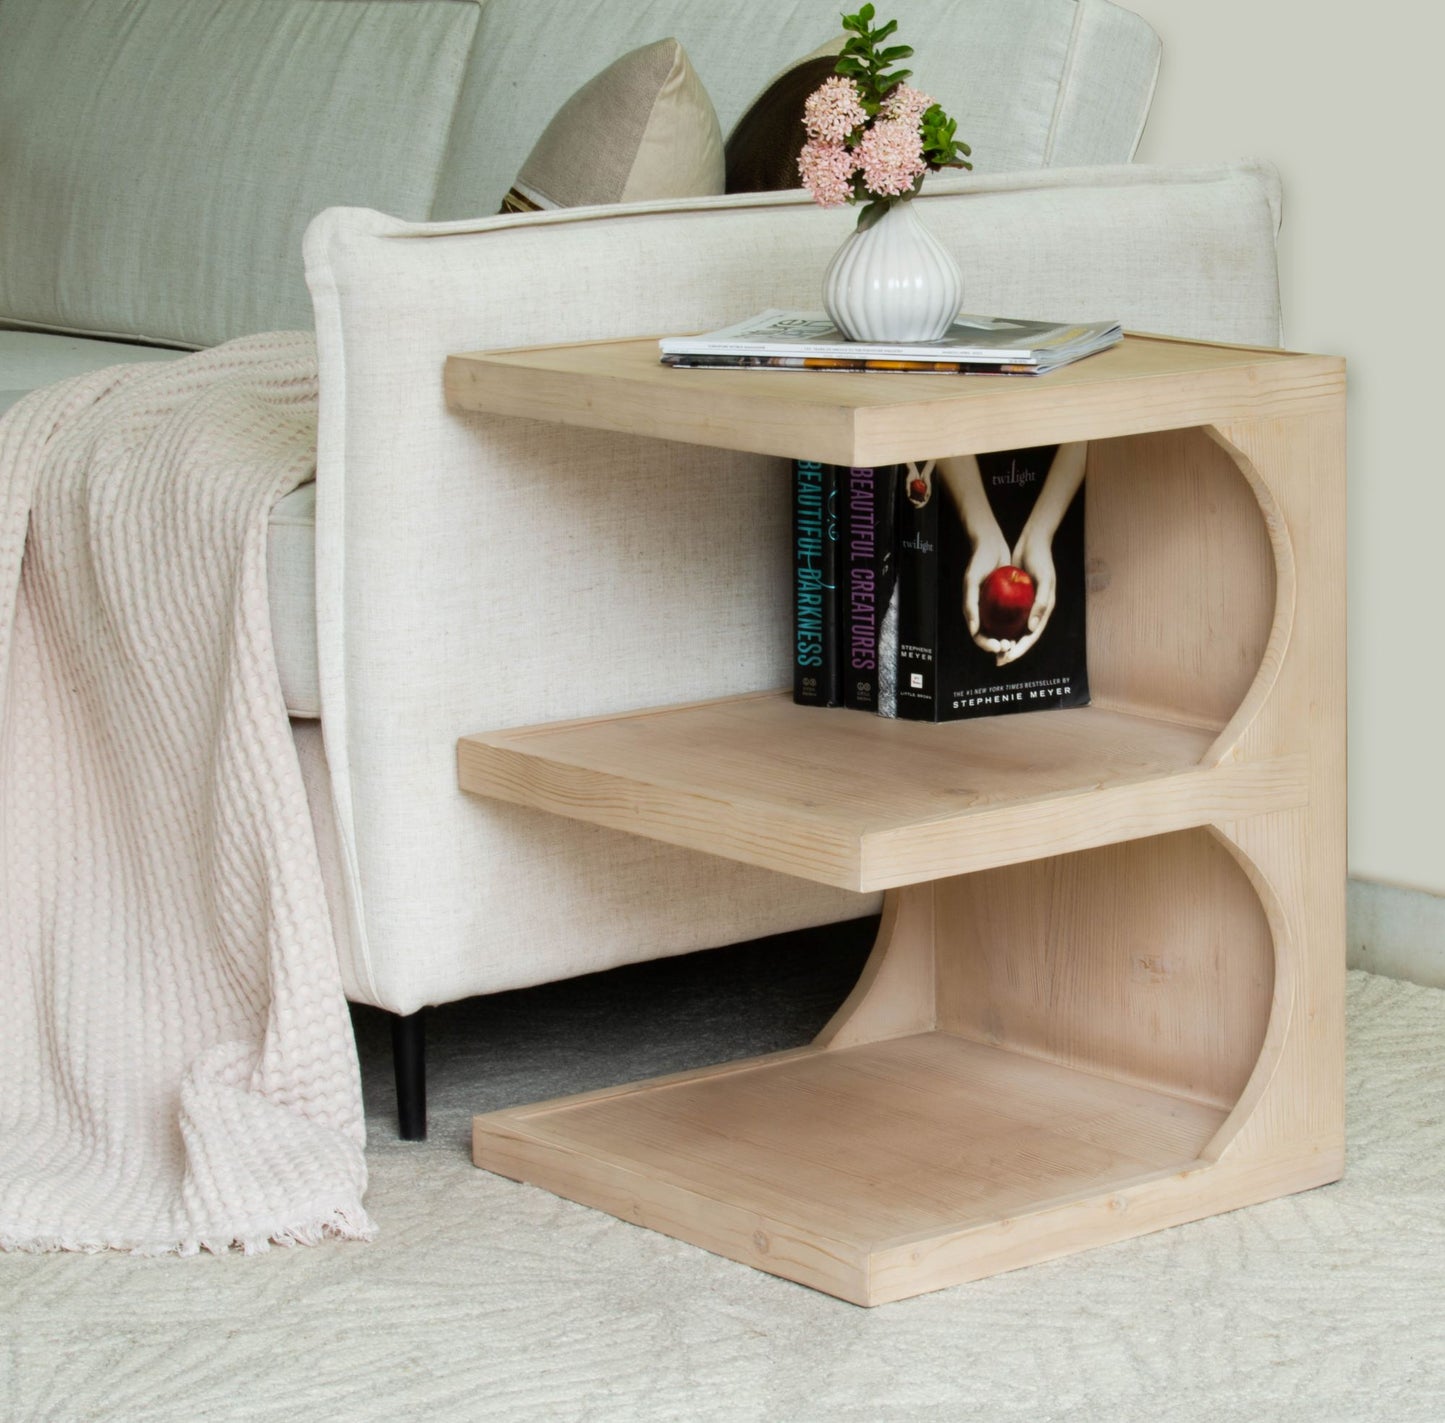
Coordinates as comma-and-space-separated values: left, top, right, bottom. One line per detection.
659, 309, 1122, 376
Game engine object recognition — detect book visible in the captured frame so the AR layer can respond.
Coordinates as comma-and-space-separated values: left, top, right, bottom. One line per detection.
660, 354, 1045, 376
660, 309, 1122, 373
892, 464, 941, 719
792, 458, 841, 706
890, 445, 1090, 722
838, 464, 900, 712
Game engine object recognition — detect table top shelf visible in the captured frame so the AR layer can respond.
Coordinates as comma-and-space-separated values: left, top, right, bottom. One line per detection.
457, 693, 1307, 891
444, 332, 1344, 467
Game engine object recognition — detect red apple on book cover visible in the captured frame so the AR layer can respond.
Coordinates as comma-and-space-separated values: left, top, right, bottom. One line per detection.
979, 565, 1035, 640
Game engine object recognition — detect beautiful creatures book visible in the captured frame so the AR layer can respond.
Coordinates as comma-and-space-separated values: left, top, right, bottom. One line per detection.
883, 444, 1090, 722
839, 464, 900, 711
792, 458, 841, 706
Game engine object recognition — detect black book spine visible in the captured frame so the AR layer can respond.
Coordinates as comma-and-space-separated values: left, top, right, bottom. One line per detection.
792, 459, 841, 706
841, 464, 899, 711
894, 464, 941, 721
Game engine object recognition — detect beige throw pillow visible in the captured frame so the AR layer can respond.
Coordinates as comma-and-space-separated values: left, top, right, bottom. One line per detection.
501, 39, 724, 213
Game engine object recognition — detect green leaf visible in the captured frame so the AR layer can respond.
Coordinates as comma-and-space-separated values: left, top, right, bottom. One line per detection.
877, 45, 913, 62
855, 197, 892, 232
872, 18, 898, 39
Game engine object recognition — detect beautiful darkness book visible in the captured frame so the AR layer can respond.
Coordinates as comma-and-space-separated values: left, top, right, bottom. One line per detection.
792, 458, 841, 706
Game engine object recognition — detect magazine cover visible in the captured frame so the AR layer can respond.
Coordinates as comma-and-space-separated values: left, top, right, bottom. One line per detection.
840, 464, 900, 711
792, 459, 841, 706
659, 310, 1122, 371
889, 443, 1089, 721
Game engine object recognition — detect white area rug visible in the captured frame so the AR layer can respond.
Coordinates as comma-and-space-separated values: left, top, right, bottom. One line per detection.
1, 954, 1441, 1421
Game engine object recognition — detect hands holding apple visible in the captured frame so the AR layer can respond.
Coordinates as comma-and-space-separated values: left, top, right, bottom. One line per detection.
991, 443, 1087, 663
979, 564, 1036, 639
992, 528, 1056, 665
939, 444, 1086, 666
962, 523, 1016, 655
967, 555, 1049, 663
948, 460, 1051, 664
965, 514, 1059, 664
905, 460, 933, 507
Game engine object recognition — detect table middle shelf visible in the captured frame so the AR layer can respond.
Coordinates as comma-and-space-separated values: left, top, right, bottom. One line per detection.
457, 692, 1307, 891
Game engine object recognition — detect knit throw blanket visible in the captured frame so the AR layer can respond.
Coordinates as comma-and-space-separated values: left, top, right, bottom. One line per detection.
0, 333, 372, 1253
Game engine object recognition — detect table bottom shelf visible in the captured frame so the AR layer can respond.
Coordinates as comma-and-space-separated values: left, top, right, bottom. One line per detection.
473, 1031, 1244, 1304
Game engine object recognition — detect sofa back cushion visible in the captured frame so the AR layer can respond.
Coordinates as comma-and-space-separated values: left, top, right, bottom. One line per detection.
0, 0, 482, 349
433, 0, 1160, 219
0, 0, 1159, 348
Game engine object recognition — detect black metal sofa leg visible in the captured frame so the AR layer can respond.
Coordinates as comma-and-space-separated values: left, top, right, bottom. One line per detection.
390, 1009, 427, 1140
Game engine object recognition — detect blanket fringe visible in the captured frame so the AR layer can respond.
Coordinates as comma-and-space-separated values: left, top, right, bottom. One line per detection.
0, 1205, 376, 1258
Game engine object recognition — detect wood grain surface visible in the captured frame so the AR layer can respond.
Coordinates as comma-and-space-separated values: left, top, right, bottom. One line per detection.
445, 333, 1344, 466
456, 338, 1347, 1304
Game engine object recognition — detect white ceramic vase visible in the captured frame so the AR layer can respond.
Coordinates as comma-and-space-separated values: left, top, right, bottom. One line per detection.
822, 198, 962, 343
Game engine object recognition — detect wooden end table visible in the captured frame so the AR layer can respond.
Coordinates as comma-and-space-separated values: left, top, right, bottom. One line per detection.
444, 332, 1346, 1306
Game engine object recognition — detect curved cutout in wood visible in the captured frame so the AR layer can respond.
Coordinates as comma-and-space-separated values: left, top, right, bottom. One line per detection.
1201, 424, 1298, 766
1199, 822, 1297, 1163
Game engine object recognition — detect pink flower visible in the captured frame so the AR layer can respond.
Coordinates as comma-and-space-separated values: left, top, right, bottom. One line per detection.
880, 84, 935, 126
855, 117, 927, 198
798, 138, 856, 207
802, 76, 867, 144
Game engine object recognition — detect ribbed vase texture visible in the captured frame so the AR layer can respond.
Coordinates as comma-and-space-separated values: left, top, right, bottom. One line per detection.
823, 199, 963, 343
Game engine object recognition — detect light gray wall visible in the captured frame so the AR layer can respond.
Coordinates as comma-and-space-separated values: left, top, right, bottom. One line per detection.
1125, 0, 1445, 899
1349, 879, 1445, 989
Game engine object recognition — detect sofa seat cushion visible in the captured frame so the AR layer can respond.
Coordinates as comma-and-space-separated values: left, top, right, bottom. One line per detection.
0, 329, 190, 418
0, 329, 320, 719
267, 483, 320, 719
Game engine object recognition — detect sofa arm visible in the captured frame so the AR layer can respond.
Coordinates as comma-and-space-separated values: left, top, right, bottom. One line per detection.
303, 163, 1283, 1011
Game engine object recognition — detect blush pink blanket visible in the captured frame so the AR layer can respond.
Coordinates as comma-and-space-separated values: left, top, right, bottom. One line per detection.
0, 333, 372, 1253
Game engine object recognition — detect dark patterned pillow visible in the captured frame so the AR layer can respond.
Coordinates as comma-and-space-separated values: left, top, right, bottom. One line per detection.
724, 42, 846, 194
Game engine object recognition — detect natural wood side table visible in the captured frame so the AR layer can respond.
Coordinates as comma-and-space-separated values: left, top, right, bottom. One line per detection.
444, 333, 1346, 1306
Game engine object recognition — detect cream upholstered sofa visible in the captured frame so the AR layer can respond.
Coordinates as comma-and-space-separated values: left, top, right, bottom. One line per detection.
0, 0, 1286, 1135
